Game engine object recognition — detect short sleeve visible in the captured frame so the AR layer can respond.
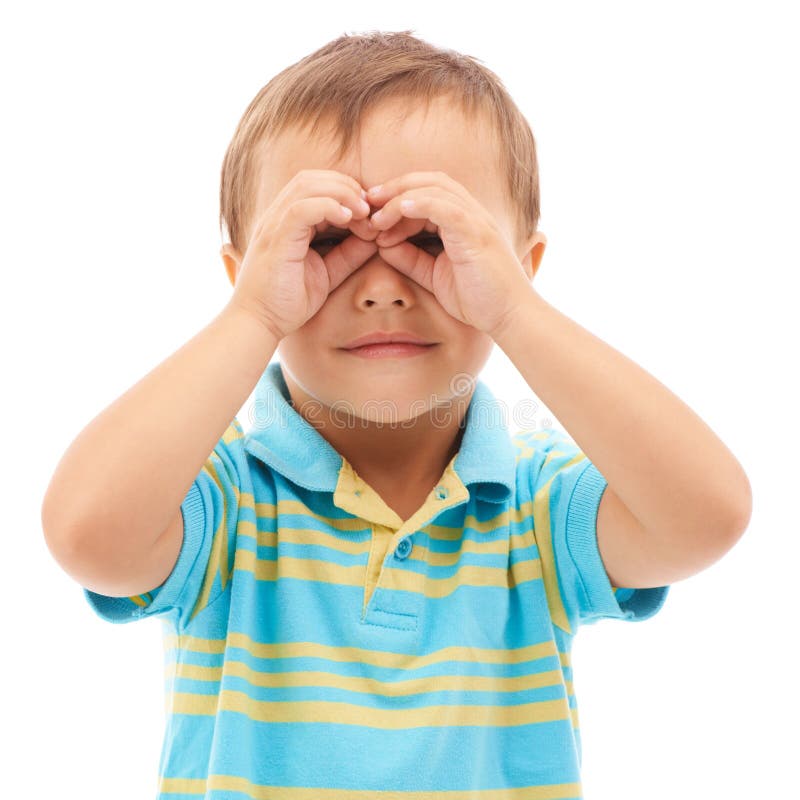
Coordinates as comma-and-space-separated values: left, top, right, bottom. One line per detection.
83, 417, 248, 632
515, 426, 669, 632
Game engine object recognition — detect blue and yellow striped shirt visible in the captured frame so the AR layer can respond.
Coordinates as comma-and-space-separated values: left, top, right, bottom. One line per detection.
84, 361, 669, 798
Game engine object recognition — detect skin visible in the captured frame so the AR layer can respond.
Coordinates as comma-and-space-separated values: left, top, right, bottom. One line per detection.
220, 96, 546, 516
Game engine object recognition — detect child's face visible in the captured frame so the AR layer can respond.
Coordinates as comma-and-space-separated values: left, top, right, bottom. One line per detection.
228, 95, 541, 423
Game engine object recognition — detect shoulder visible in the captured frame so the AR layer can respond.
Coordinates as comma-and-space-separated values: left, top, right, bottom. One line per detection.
205, 417, 250, 481
512, 426, 587, 471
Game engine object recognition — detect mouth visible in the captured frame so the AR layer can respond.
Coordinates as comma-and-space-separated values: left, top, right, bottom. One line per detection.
340, 330, 436, 350
341, 341, 438, 359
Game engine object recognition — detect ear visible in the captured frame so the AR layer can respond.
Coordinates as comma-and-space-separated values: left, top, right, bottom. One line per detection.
221, 243, 243, 287
520, 231, 547, 282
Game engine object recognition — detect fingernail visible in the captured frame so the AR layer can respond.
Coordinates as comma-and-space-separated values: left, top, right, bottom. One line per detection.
360, 189, 368, 200
367, 185, 382, 196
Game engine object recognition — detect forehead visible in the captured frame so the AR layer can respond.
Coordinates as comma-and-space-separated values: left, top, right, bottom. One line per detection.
252, 96, 512, 233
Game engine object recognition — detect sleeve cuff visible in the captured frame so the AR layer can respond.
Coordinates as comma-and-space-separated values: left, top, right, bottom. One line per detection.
566, 462, 670, 623
83, 481, 207, 624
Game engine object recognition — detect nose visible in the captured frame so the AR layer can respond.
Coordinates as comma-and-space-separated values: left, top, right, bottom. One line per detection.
351, 253, 417, 309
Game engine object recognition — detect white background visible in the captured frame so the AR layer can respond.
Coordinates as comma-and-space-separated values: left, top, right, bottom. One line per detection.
3, 1, 797, 797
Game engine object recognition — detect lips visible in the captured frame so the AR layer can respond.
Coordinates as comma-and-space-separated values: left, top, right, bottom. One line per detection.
341, 330, 436, 350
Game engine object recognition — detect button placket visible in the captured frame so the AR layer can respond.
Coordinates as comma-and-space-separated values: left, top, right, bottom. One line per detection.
363, 523, 395, 613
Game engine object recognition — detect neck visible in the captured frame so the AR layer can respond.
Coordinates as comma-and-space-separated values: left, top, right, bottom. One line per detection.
283, 373, 470, 488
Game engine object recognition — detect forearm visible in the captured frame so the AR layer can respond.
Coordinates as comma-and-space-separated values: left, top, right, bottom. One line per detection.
42, 303, 278, 550
493, 288, 752, 539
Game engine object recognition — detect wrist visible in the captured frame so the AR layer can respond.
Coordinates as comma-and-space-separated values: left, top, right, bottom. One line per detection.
489, 286, 549, 344
221, 299, 284, 349
223, 298, 285, 344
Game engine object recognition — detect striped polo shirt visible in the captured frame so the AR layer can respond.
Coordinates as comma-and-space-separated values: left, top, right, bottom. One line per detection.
83, 360, 669, 799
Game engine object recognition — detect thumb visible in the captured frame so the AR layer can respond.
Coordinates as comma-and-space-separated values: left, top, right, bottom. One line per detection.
324, 236, 379, 293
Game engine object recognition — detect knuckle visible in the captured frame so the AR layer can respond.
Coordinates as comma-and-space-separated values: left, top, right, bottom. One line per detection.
281, 202, 305, 230
451, 205, 467, 223
291, 169, 316, 191
253, 215, 275, 244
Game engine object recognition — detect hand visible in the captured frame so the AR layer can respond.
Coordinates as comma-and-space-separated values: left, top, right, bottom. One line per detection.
366, 171, 534, 336
228, 169, 377, 340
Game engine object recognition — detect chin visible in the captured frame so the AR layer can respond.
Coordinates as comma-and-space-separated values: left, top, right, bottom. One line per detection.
282, 351, 481, 425
325, 390, 433, 427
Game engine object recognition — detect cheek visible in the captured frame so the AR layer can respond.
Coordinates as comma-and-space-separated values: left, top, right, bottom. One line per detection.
277, 297, 344, 359
455, 331, 495, 370
276, 328, 315, 366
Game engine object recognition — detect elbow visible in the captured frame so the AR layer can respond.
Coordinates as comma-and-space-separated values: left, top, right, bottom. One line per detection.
722, 468, 753, 544
41, 483, 63, 549
41, 481, 87, 558
685, 468, 753, 555
41, 489, 72, 560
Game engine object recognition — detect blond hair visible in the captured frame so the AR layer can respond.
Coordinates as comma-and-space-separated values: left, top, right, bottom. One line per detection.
219, 30, 540, 255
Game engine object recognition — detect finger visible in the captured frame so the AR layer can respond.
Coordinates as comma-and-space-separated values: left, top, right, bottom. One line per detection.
278, 174, 371, 224
282, 197, 356, 246
324, 235, 379, 293
372, 189, 471, 245
310, 200, 380, 247
376, 241, 436, 294
366, 170, 473, 206
373, 217, 428, 248
294, 169, 370, 208
312, 215, 378, 243
347, 215, 379, 242
316, 169, 371, 206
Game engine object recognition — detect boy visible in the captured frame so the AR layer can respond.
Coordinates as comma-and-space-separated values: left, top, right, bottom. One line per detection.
42, 30, 752, 798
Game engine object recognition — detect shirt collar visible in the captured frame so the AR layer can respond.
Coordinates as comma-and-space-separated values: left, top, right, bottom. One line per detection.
243, 361, 516, 504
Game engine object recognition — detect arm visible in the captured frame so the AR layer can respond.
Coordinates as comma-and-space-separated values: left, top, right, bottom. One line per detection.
493, 289, 753, 589
41, 303, 278, 565
360, 171, 751, 589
